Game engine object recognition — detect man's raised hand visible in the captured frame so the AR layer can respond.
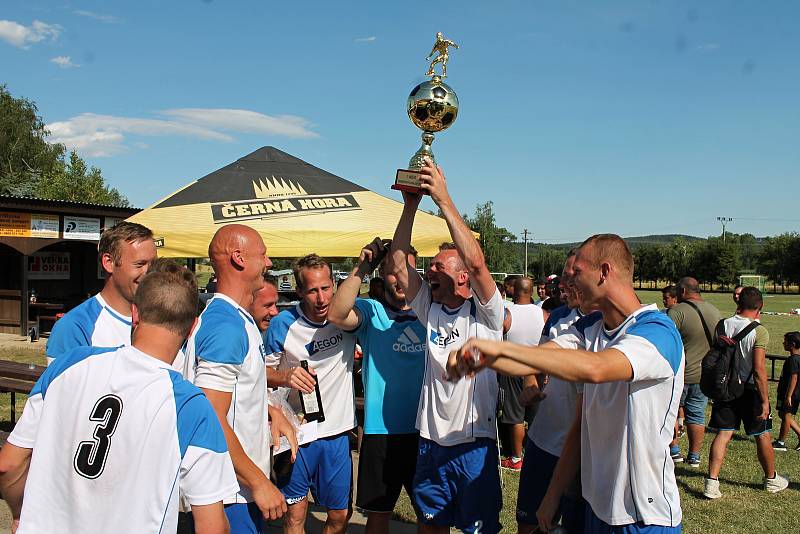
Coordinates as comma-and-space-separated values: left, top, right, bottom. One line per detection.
417, 157, 450, 205
400, 189, 423, 208
359, 237, 391, 271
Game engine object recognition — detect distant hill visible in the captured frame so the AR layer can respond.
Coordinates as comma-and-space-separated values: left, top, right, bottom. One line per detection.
531, 234, 704, 249
622, 234, 705, 247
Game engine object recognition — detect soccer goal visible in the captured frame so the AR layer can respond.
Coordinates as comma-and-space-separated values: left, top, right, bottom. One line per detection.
739, 274, 765, 292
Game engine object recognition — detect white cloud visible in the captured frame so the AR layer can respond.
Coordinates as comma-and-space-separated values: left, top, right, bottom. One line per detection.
355, 36, 377, 43
162, 108, 319, 139
47, 109, 318, 157
0, 19, 62, 48
51, 55, 79, 68
74, 10, 120, 24
696, 43, 720, 51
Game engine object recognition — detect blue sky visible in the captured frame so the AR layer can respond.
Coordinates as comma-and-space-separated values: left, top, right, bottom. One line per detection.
2, 0, 799, 243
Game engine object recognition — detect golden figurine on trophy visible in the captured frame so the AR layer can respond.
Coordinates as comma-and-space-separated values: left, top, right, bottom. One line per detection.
393, 32, 460, 193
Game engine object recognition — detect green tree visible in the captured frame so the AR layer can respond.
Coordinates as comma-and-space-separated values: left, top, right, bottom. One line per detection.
529, 246, 568, 281
0, 85, 129, 206
713, 240, 740, 287
633, 244, 663, 288
37, 151, 129, 207
758, 233, 795, 292
0, 85, 65, 195
463, 201, 518, 273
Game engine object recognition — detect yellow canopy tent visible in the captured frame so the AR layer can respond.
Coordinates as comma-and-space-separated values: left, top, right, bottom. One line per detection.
127, 147, 460, 258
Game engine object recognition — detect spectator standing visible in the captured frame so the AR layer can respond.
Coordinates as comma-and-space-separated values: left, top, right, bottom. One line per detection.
504, 275, 521, 303
279, 275, 293, 291
773, 331, 800, 451
206, 275, 218, 293
666, 277, 722, 467
704, 287, 789, 498
732, 285, 743, 305
661, 285, 678, 310
536, 280, 547, 305
499, 277, 545, 471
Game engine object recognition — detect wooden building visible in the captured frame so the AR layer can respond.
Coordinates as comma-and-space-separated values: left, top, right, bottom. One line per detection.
0, 195, 139, 336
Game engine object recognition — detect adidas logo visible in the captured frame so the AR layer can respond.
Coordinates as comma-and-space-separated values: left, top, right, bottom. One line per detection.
393, 326, 425, 353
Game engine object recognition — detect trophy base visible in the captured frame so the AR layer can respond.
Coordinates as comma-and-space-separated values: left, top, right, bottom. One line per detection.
393, 169, 428, 195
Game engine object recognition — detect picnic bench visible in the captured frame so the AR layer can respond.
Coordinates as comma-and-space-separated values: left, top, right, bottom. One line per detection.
766, 353, 788, 382
0, 360, 45, 426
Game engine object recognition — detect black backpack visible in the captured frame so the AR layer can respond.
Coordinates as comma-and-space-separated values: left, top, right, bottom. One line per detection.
700, 319, 759, 402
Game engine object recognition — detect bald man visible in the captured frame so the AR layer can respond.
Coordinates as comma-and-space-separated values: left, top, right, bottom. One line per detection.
447, 234, 685, 533
666, 277, 722, 468
177, 225, 287, 533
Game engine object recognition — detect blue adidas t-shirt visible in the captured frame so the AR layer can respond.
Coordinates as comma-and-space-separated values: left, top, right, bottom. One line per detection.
353, 298, 426, 435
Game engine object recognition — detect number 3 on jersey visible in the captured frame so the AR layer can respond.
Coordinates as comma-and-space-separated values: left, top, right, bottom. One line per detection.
74, 394, 123, 479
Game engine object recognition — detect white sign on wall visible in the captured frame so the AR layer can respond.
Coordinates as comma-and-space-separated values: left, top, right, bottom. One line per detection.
63, 216, 101, 240
28, 252, 70, 280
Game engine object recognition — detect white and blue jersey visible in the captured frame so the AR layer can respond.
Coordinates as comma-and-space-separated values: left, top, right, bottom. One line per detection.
8, 345, 238, 534
45, 294, 131, 364
410, 285, 504, 446
553, 304, 684, 528
265, 304, 357, 439
352, 298, 426, 435
178, 293, 270, 505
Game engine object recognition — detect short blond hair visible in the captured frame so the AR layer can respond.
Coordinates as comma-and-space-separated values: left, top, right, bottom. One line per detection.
98, 222, 153, 265
134, 272, 198, 336
293, 253, 332, 290
579, 234, 634, 281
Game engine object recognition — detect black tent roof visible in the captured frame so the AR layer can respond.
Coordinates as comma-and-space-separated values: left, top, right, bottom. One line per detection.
154, 146, 367, 208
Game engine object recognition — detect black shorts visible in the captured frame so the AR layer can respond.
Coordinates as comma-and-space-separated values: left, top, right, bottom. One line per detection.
498, 374, 525, 424
776, 396, 799, 415
709, 388, 773, 436
356, 433, 419, 513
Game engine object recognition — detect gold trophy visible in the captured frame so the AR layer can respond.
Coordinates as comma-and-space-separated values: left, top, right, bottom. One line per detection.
394, 32, 460, 193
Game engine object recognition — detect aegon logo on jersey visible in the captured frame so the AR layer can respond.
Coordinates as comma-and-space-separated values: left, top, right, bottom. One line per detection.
430, 328, 460, 348
305, 333, 344, 356
393, 326, 425, 353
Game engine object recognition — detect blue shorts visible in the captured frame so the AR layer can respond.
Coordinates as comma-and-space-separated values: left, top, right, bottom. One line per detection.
679, 384, 707, 426
516, 439, 584, 531
276, 433, 352, 510
224, 502, 264, 534
585, 506, 681, 533
412, 437, 502, 534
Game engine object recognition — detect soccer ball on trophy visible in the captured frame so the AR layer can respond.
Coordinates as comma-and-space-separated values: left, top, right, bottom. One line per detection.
407, 80, 459, 134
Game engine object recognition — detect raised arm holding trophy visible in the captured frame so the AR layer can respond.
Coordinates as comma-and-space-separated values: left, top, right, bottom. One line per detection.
394, 32, 460, 193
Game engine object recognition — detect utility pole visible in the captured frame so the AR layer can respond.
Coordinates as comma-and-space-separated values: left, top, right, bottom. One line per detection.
522, 229, 529, 277
717, 217, 733, 242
